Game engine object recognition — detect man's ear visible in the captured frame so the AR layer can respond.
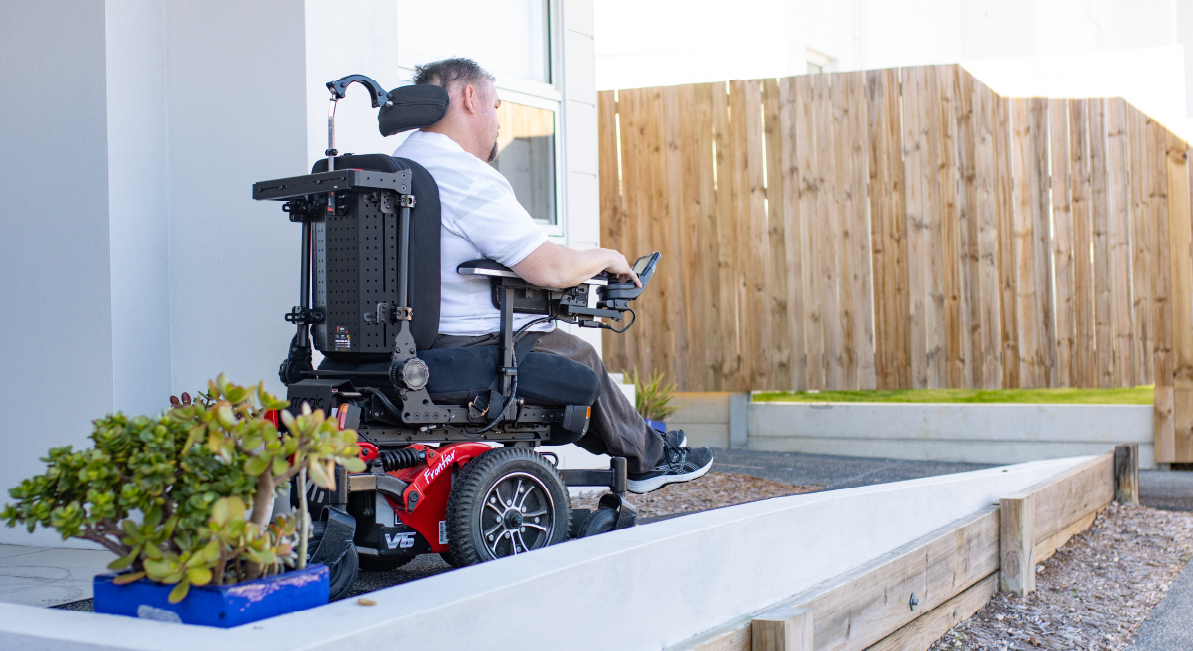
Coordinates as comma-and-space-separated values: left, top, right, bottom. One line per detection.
460, 84, 478, 115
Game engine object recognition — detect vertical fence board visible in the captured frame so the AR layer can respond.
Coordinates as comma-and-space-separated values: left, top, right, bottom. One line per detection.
939, 66, 967, 388
1149, 118, 1175, 460
831, 76, 859, 388
1010, 98, 1053, 388
711, 82, 741, 390
598, 90, 627, 375
1128, 105, 1153, 386
643, 87, 669, 378
673, 84, 708, 391
867, 68, 911, 389
956, 68, 982, 388
1090, 99, 1115, 388
903, 66, 947, 388
614, 88, 647, 375
778, 77, 808, 390
1167, 134, 1193, 462
1106, 98, 1134, 387
794, 76, 825, 390
763, 78, 796, 391
995, 93, 1020, 388
815, 74, 846, 389
1070, 99, 1096, 387
973, 80, 1003, 388
730, 80, 770, 390
1050, 99, 1075, 388
660, 85, 691, 389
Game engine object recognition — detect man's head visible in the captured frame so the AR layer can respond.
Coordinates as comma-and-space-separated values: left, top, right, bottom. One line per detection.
414, 58, 500, 162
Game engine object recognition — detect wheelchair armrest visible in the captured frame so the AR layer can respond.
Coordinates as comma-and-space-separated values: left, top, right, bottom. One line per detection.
456, 259, 609, 291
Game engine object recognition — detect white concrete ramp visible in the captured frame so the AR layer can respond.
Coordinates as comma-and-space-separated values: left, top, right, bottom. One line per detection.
0, 456, 1091, 651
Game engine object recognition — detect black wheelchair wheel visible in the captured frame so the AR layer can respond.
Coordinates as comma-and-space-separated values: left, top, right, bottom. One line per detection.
446, 447, 571, 566
357, 553, 414, 573
576, 507, 618, 538
326, 544, 359, 601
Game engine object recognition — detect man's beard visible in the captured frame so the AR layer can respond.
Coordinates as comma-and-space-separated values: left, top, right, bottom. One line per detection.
487, 138, 498, 163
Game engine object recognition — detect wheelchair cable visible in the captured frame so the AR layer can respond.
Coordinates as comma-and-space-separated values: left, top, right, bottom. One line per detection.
607, 307, 636, 333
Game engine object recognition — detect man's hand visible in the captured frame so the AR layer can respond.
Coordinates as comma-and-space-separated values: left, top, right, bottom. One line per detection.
512, 242, 642, 289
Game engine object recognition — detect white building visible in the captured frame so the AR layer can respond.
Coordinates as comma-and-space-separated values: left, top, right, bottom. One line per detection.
0, 0, 599, 546
596, 0, 1193, 139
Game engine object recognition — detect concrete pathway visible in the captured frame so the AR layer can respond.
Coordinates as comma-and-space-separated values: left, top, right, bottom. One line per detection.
710, 447, 994, 489
0, 544, 111, 607
1139, 469, 1193, 511
1128, 556, 1193, 650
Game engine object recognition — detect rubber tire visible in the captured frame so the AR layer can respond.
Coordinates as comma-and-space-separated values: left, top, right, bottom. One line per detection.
446, 447, 571, 567
357, 553, 415, 573
576, 507, 618, 538
326, 544, 359, 601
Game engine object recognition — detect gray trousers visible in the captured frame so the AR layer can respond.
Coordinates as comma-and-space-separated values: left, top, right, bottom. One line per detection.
432, 328, 663, 474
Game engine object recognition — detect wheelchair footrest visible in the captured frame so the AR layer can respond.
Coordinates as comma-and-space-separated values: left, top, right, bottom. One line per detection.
558, 457, 627, 493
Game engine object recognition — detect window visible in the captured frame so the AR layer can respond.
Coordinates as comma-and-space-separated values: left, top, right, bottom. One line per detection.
397, 0, 563, 229
806, 48, 835, 75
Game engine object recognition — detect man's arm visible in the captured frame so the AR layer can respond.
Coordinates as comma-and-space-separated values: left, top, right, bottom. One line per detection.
511, 242, 642, 289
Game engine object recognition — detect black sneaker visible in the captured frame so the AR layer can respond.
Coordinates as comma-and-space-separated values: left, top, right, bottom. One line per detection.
657, 428, 687, 448
626, 439, 713, 494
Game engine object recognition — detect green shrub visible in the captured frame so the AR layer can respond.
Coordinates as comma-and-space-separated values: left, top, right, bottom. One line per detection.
631, 369, 678, 422
2, 374, 363, 603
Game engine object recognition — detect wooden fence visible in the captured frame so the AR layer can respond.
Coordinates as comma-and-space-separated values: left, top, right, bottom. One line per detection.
597, 65, 1193, 463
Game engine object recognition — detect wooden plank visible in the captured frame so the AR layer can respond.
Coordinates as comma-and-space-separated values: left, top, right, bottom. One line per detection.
1028, 452, 1113, 545
676, 83, 709, 392
752, 609, 813, 651
731, 79, 770, 391
832, 71, 876, 390
995, 93, 1020, 388
955, 68, 981, 389
1115, 443, 1140, 504
1128, 106, 1153, 386
902, 66, 947, 388
1009, 98, 1053, 388
999, 491, 1035, 595
712, 82, 742, 390
614, 88, 647, 375
1166, 133, 1193, 462
794, 507, 999, 651
938, 66, 967, 389
866, 573, 997, 651
1148, 117, 1175, 459
973, 79, 1003, 388
1049, 99, 1075, 388
691, 83, 724, 391
1106, 98, 1134, 387
777, 77, 808, 391
684, 621, 750, 651
1035, 510, 1098, 564
794, 76, 825, 390
1070, 99, 1097, 387
763, 78, 796, 391
598, 90, 628, 374
641, 87, 668, 379
867, 68, 911, 390
1090, 99, 1115, 388
660, 85, 690, 389
814, 74, 844, 390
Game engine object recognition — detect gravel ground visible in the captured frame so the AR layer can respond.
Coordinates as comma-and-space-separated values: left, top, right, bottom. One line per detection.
573, 471, 820, 520
928, 503, 1193, 651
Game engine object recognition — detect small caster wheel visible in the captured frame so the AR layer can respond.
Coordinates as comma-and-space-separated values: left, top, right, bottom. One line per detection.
326, 543, 359, 601
576, 508, 618, 538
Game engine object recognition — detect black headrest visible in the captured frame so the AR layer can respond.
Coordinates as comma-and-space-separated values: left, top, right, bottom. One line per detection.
378, 85, 449, 137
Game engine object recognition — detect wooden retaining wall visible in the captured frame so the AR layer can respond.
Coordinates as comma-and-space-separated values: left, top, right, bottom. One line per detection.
667, 448, 1133, 651
598, 66, 1193, 462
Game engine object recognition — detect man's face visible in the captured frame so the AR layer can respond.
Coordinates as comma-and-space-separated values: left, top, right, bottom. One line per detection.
474, 79, 501, 162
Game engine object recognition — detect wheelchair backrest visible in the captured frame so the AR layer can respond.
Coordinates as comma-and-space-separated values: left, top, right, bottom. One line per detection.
308, 154, 442, 360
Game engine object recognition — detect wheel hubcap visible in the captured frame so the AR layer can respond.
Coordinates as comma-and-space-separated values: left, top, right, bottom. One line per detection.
480, 472, 554, 559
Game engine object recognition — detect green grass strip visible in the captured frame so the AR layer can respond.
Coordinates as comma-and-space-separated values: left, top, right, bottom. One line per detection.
752, 386, 1154, 405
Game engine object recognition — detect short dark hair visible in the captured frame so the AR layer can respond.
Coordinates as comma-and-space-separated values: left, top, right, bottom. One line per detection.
413, 58, 495, 91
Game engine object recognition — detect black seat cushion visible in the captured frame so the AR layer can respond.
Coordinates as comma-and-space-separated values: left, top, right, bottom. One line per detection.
317, 346, 599, 408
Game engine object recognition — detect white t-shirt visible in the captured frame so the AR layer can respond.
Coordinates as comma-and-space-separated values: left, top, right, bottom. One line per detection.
393, 130, 551, 336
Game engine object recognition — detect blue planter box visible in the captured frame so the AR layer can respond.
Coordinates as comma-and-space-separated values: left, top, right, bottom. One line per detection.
645, 419, 667, 432
94, 564, 329, 628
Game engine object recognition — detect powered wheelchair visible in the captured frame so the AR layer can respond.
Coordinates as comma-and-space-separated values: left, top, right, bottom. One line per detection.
252, 75, 659, 599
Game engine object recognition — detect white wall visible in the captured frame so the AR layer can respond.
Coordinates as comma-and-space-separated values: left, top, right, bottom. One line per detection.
0, 1, 116, 547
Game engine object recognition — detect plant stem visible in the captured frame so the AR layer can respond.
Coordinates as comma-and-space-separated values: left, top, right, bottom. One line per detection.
297, 466, 309, 570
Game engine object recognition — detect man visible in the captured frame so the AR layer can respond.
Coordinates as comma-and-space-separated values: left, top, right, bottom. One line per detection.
393, 58, 712, 493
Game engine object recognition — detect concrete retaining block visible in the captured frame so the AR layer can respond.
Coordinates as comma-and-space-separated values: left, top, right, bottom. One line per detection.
0, 456, 1090, 651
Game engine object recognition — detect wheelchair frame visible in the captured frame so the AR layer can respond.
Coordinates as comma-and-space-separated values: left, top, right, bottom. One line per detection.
251, 75, 654, 597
